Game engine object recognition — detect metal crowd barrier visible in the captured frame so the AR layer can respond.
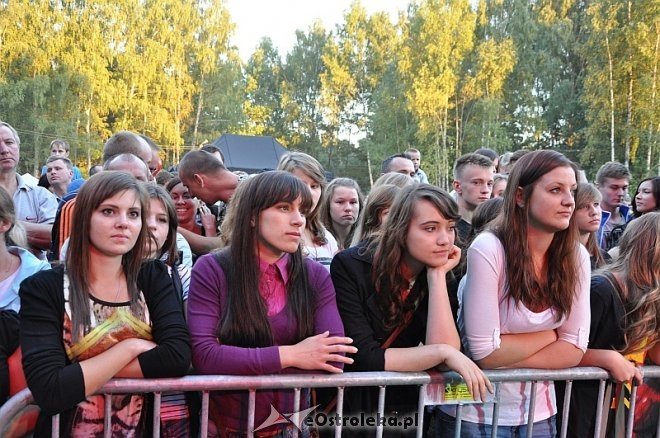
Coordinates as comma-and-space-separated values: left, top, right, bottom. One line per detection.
1, 366, 658, 438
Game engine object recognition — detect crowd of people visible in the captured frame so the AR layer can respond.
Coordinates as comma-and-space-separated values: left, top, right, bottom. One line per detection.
0, 119, 658, 437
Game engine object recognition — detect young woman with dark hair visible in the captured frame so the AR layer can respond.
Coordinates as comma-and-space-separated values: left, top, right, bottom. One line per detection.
564, 212, 659, 437
331, 184, 492, 435
438, 150, 591, 437
632, 176, 660, 217
188, 170, 354, 435
321, 178, 364, 250
278, 152, 339, 268
19, 172, 191, 437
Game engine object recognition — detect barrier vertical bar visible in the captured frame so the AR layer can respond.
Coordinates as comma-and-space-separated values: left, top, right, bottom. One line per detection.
560, 380, 573, 438
491, 382, 501, 438
51, 414, 60, 438
594, 379, 607, 438
200, 391, 210, 438
247, 389, 256, 438
525, 381, 538, 438
104, 393, 112, 438
376, 385, 386, 438
416, 385, 426, 438
152, 392, 161, 437
454, 405, 463, 438
335, 387, 345, 438
292, 388, 301, 438
625, 384, 638, 438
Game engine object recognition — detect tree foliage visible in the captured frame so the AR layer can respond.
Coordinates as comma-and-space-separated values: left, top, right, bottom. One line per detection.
0, 0, 656, 183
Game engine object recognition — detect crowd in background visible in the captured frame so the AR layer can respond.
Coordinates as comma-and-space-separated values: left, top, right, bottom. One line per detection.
0, 119, 658, 437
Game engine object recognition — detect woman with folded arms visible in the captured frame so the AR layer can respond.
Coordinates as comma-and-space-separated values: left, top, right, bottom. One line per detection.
20, 172, 190, 437
439, 150, 591, 437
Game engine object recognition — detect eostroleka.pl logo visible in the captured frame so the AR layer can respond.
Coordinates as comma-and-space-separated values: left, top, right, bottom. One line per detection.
255, 405, 421, 432
254, 405, 320, 432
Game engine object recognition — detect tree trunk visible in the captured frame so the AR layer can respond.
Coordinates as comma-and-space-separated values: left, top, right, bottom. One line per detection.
648, 32, 659, 173
192, 72, 205, 148
623, 0, 633, 168
606, 34, 616, 161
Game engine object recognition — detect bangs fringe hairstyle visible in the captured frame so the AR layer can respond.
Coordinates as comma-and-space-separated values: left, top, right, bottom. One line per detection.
492, 150, 580, 321
66, 172, 150, 341
217, 171, 315, 347
277, 152, 328, 246
575, 183, 606, 268
321, 178, 364, 249
599, 212, 660, 355
351, 184, 401, 247
145, 184, 179, 265
370, 184, 460, 329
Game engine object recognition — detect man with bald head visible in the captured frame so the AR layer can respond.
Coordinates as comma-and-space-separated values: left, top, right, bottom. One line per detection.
176, 150, 240, 254
102, 131, 152, 174
103, 153, 150, 182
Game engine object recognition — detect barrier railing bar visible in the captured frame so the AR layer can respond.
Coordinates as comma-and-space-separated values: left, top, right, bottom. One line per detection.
626, 384, 638, 438
152, 391, 161, 437
292, 387, 301, 438
247, 389, 256, 438
594, 379, 607, 438
526, 380, 538, 438
376, 385, 385, 438
454, 404, 462, 438
103, 393, 112, 438
3, 367, 658, 437
335, 387, 345, 438
51, 413, 59, 438
491, 382, 501, 438
200, 391, 209, 438
416, 384, 425, 438
559, 380, 573, 438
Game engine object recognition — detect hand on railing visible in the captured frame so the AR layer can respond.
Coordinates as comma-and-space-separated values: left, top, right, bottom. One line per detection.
438, 344, 494, 402
279, 331, 358, 373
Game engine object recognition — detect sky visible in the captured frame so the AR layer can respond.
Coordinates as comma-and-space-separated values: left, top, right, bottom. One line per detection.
225, 0, 411, 61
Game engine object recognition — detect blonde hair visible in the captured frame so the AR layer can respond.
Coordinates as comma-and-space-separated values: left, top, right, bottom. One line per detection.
277, 152, 328, 246
575, 183, 606, 268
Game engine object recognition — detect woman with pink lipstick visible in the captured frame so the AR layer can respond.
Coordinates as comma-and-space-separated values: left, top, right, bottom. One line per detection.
438, 150, 591, 437
321, 178, 364, 250
574, 183, 610, 269
19, 172, 190, 437
188, 171, 355, 436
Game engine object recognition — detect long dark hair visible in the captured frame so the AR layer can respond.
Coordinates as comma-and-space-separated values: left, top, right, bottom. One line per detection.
492, 150, 580, 321
632, 176, 660, 217
370, 184, 460, 329
66, 172, 149, 340
217, 171, 315, 347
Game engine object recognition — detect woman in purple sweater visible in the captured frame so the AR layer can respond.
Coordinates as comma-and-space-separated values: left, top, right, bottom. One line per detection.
188, 171, 355, 435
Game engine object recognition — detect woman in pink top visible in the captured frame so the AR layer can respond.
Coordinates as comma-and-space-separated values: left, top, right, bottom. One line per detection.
438, 150, 591, 437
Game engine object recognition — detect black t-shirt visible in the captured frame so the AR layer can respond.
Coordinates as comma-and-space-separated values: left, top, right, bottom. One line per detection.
557, 274, 626, 437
